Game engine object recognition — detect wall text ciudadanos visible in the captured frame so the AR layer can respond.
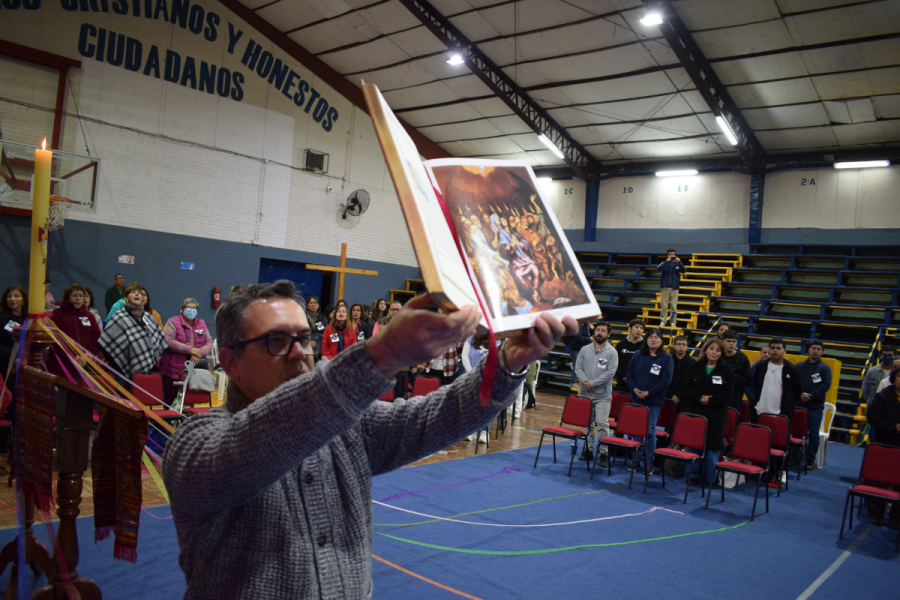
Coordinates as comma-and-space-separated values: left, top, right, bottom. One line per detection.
1, 0, 340, 132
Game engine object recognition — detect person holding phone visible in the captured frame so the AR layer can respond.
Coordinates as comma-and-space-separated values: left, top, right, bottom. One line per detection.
657, 249, 686, 326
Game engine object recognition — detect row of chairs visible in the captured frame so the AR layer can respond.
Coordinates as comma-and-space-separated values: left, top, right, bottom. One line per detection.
132, 372, 214, 419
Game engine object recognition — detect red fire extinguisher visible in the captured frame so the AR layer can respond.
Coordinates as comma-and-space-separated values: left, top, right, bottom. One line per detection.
212, 284, 221, 309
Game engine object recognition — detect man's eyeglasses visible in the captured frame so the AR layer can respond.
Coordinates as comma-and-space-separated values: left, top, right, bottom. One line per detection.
230, 332, 313, 356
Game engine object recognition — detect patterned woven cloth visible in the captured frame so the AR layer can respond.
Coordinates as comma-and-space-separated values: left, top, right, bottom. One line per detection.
9, 370, 56, 514
92, 407, 148, 563
98, 308, 167, 378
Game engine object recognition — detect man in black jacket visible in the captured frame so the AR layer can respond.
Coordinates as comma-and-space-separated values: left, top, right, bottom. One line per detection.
667, 335, 695, 407
722, 331, 752, 410
614, 318, 644, 392
750, 338, 801, 423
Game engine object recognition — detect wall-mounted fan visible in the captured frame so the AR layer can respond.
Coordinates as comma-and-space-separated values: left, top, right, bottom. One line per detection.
336, 189, 370, 229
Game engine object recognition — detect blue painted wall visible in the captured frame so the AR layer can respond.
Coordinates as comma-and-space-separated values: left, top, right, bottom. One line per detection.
0, 215, 420, 337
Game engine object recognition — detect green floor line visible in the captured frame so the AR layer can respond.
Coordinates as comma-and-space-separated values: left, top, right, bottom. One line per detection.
377, 521, 748, 555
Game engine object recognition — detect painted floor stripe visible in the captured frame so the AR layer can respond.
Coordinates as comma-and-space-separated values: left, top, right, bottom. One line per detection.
795, 524, 873, 600
372, 554, 483, 600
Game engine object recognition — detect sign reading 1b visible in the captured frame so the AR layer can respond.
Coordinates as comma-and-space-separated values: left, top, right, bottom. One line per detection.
0, 140, 100, 219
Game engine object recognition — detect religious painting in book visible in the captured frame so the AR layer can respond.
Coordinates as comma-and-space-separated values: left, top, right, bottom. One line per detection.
426, 160, 592, 325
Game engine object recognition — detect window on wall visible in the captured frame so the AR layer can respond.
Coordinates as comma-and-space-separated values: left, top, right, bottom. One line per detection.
0, 55, 58, 145
258, 257, 333, 307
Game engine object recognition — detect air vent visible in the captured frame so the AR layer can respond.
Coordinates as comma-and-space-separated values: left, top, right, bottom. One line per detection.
304, 149, 329, 174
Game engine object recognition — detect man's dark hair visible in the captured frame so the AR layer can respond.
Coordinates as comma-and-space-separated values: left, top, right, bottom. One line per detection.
808, 340, 824, 351
674, 335, 688, 344
769, 337, 785, 348
666, 249, 676, 254
114, 273, 123, 279
217, 280, 304, 354
640, 328, 663, 354
628, 318, 645, 329
721, 330, 738, 341
717, 322, 730, 331
883, 344, 896, 354
594, 320, 610, 335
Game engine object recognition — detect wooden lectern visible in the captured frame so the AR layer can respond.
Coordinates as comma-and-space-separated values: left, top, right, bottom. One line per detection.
0, 328, 144, 599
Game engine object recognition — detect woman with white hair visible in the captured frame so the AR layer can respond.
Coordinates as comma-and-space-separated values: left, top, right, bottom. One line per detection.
159, 298, 214, 404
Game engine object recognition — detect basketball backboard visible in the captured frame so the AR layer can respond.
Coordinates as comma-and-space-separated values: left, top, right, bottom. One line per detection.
0, 139, 100, 214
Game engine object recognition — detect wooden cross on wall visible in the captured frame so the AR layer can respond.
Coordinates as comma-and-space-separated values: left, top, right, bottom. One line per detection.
306, 243, 378, 301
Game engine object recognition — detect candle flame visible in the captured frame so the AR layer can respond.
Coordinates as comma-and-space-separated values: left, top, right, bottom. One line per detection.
41, 138, 46, 150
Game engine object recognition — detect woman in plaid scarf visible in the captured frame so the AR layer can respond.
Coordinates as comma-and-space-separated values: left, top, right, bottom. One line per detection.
99, 282, 168, 389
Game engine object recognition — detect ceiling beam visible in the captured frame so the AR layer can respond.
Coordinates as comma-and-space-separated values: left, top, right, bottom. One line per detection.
644, 0, 766, 173
397, 0, 602, 180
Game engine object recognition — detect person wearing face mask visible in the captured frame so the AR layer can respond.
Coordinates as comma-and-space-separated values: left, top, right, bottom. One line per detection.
320, 305, 356, 360
98, 282, 168, 390
47, 284, 103, 378
682, 338, 734, 486
159, 299, 214, 404
1, 285, 28, 389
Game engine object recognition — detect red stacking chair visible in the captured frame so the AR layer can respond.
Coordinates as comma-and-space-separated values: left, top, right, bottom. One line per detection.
132, 372, 182, 420
788, 407, 809, 479
592, 404, 650, 489
840, 443, 900, 553
378, 389, 394, 402
654, 399, 677, 448
607, 392, 630, 431
705, 423, 772, 521
724, 408, 739, 458
739, 400, 749, 424
411, 376, 440, 397
533, 396, 592, 476
758, 413, 790, 496
644, 413, 708, 503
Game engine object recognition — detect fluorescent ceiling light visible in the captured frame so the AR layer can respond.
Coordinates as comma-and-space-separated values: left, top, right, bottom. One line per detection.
715, 116, 738, 146
655, 170, 698, 177
446, 53, 464, 65
640, 11, 663, 26
538, 135, 565, 159
537, 177, 552, 184
833, 160, 890, 169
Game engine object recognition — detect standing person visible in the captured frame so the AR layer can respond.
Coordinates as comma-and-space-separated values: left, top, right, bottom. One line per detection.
104, 273, 125, 315
574, 321, 618, 467
625, 328, 673, 474
44, 280, 56, 311
865, 368, 900, 527
321, 305, 356, 360
614, 318, 645, 392
1, 285, 27, 387
796, 341, 832, 470
667, 335, 696, 408
862, 345, 895, 403
877, 358, 900, 394
360, 305, 375, 340
682, 338, 733, 486
372, 299, 388, 323
657, 249, 686, 326
158, 299, 215, 404
305, 296, 327, 359
715, 322, 730, 339
423, 340, 465, 387
47, 284, 102, 378
142, 288, 163, 328
563, 321, 593, 392
721, 331, 752, 410
750, 338, 801, 423
82, 286, 103, 323
98, 283, 168, 389
373, 301, 401, 336
162, 283, 575, 598
349, 303, 365, 344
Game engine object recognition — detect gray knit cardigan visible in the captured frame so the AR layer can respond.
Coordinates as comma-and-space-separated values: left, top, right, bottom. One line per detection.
162, 341, 524, 599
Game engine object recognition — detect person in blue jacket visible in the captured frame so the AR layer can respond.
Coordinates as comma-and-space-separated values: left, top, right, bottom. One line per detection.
656, 249, 686, 326
796, 340, 832, 469
625, 328, 673, 474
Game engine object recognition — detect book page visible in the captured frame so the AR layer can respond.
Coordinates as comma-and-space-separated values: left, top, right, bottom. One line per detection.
424, 159, 601, 333
360, 83, 482, 321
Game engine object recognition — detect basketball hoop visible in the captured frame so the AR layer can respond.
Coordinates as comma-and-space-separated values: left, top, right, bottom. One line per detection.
48, 195, 70, 230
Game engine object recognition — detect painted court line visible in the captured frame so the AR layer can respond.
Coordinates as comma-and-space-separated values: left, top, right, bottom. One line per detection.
373, 502, 683, 527
795, 524, 873, 600
372, 554, 483, 600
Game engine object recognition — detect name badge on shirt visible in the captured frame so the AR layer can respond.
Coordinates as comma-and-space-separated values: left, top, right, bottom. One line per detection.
357, 331, 365, 341
79, 317, 91, 326
3, 321, 15, 332
598, 358, 608, 369
811, 373, 822, 383
195, 329, 205, 336
316, 322, 325, 331
330, 334, 339, 343
712, 375, 723, 385
650, 363, 661, 375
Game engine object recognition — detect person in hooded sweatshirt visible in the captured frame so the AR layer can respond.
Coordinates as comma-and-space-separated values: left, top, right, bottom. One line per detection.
47, 284, 102, 378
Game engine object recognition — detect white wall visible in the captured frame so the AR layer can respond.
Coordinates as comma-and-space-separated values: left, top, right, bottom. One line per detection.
0, 0, 418, 267
763, 165, 900, 230
536, 178, 586, 231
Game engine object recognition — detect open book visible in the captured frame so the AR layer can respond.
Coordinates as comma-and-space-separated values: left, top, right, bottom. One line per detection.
361, 82, 600, 336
